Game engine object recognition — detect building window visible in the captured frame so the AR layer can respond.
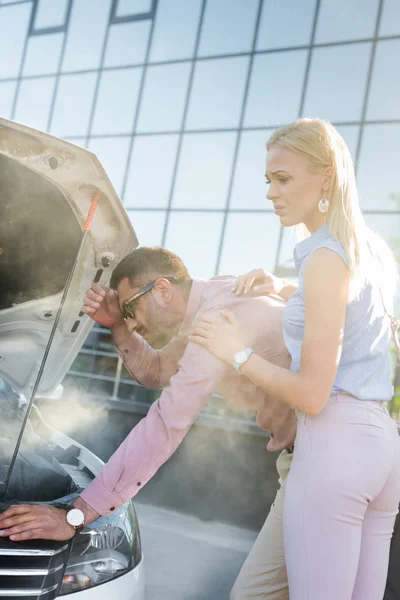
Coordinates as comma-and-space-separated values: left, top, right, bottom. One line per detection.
30, 0, 71, 36
110, 0, 156, 24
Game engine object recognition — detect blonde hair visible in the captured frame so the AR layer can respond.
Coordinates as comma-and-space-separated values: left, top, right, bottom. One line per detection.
267, 118, 398, 304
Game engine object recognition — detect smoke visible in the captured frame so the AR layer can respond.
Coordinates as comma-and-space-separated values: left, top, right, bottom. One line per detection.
162, 415, 278, 530
0, 379, 28, 459
0, 379, 107, 502
36, 386, 107, 440
39, 384, 279, 530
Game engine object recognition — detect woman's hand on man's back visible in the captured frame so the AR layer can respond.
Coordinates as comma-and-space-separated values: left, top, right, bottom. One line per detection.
232, 268, 286, 296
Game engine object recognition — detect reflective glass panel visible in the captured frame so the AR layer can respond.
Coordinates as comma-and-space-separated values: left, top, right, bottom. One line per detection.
125, 134, 179, 208
315, 0, 379, 43
33, 0, 69, 31
50, 73, 97, 137
127, 210, 166, 246
379, 0, 400, 36
62, 0, 111, 71
91, 68, 142, 135
14, 77, 56, 131
198, 0, 259, 56
88, 137, 131, 197
186, 56, 250, 129
0, 2, 32, 78
244, 50, 308, 127
335, 125, 360, 161
275, 226, 298, 275
303, 43, 371, 122
149, 0, 202, 62
366, 40, 400, 121
137, 63, 191, 132
364, 214, 400, 259
104, 21, 151, 67
219, 213, 281, 276
23, 33, 64, 76
115, 0, 152, 17
230, 130, 272, 210
172, 132, 237, 209
357, 124, 400, 212
164, 211, 224, 279
256, 0, 316, 50
0, 82, 16, 120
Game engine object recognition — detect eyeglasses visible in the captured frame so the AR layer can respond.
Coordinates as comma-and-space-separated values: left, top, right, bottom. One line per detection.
121, 276, 176, 320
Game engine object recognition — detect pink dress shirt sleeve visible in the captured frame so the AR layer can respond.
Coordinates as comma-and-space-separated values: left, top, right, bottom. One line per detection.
115, 331, 188, 390
80, 341, 228, 515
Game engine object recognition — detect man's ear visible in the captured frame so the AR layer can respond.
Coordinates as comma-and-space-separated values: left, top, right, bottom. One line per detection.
153, 278, 173, 304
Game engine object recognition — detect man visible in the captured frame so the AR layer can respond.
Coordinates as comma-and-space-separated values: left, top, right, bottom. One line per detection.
0, 247, 296, 599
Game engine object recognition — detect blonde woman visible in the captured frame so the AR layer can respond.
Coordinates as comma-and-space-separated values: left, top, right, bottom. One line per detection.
190, 119, 400, 600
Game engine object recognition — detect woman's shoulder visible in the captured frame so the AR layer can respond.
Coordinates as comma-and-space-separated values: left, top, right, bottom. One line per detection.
309, 235, 349, 267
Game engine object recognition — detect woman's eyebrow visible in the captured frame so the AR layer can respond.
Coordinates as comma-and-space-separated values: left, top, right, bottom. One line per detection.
265, 169, 290, 178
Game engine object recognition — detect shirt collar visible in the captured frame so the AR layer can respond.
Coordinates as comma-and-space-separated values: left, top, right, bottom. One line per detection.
178, 279, 205, 337
293, 224, 331, 271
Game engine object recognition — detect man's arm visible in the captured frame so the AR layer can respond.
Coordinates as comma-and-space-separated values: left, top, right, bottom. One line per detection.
0, 340, 227, 539
80, 341, 227, 515
82, 283, 183, 390
113, 324, 187, 390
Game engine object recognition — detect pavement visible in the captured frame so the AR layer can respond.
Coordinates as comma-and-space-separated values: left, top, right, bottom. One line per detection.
135, 502, 258, 600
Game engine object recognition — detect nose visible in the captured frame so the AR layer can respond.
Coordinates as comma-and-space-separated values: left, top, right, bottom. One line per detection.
266, 183, 278, 202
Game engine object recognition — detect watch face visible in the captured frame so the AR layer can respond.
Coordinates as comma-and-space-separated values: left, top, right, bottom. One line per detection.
66, 508, 84, 527
235, 350, 247, 364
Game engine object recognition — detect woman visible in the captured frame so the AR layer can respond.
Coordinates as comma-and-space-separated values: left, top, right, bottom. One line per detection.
190, 118, 400, 600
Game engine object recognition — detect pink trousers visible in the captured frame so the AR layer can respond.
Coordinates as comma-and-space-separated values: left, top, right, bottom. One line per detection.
284, 394, 400, 600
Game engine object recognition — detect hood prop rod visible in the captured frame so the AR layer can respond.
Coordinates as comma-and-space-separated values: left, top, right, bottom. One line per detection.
1, 192, 100, 500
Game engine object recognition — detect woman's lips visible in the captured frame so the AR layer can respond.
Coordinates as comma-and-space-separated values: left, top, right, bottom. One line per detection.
274, 206, 286, 215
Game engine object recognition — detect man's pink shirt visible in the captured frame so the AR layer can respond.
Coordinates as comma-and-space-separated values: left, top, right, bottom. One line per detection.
80, 277, 297, 515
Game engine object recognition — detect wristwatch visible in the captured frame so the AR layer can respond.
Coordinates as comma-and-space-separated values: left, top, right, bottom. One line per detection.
65, 506, 85, 534
232, 348, 254, 374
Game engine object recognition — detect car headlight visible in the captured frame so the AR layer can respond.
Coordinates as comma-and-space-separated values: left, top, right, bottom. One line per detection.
59, 502, 141, 594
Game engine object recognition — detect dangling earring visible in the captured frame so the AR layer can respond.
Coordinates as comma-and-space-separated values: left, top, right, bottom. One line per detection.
318, 196, 329, 213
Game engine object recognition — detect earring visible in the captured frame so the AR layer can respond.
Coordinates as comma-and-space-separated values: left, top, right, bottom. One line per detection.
318, 197, 329, 213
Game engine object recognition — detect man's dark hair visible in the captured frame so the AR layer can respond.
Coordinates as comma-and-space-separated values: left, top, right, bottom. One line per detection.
110, 247, 191, 290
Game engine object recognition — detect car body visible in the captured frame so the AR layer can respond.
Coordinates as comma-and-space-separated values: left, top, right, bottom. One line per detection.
0, 117, 144, 599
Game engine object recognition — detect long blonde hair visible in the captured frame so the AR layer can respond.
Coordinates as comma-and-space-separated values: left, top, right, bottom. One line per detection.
267, 118, 398, 305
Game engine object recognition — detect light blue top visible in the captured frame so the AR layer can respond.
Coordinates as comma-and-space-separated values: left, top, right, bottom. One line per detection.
282, 224, 394, 401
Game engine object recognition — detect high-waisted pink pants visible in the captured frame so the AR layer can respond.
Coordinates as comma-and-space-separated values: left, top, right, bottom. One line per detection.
283, 394, 400, 600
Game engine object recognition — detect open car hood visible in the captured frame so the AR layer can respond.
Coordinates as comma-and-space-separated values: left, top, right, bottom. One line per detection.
0, 118, 138, 397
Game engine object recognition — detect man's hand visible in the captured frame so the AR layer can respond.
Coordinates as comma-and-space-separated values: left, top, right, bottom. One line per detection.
81, 283, 123, 329
0, 497, 100, 542
0, 505, 75, 542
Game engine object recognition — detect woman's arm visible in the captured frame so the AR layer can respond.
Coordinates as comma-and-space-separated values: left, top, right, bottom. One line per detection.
191, 248, 348, 415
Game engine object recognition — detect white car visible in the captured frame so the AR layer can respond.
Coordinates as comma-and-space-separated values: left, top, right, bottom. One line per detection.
0, 118, 145, 599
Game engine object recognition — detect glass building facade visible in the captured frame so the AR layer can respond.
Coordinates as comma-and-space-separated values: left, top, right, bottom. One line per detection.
1, 0, 399, 418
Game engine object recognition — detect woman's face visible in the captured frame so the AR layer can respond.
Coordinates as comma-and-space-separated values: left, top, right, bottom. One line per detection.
265, 144, 328, 230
